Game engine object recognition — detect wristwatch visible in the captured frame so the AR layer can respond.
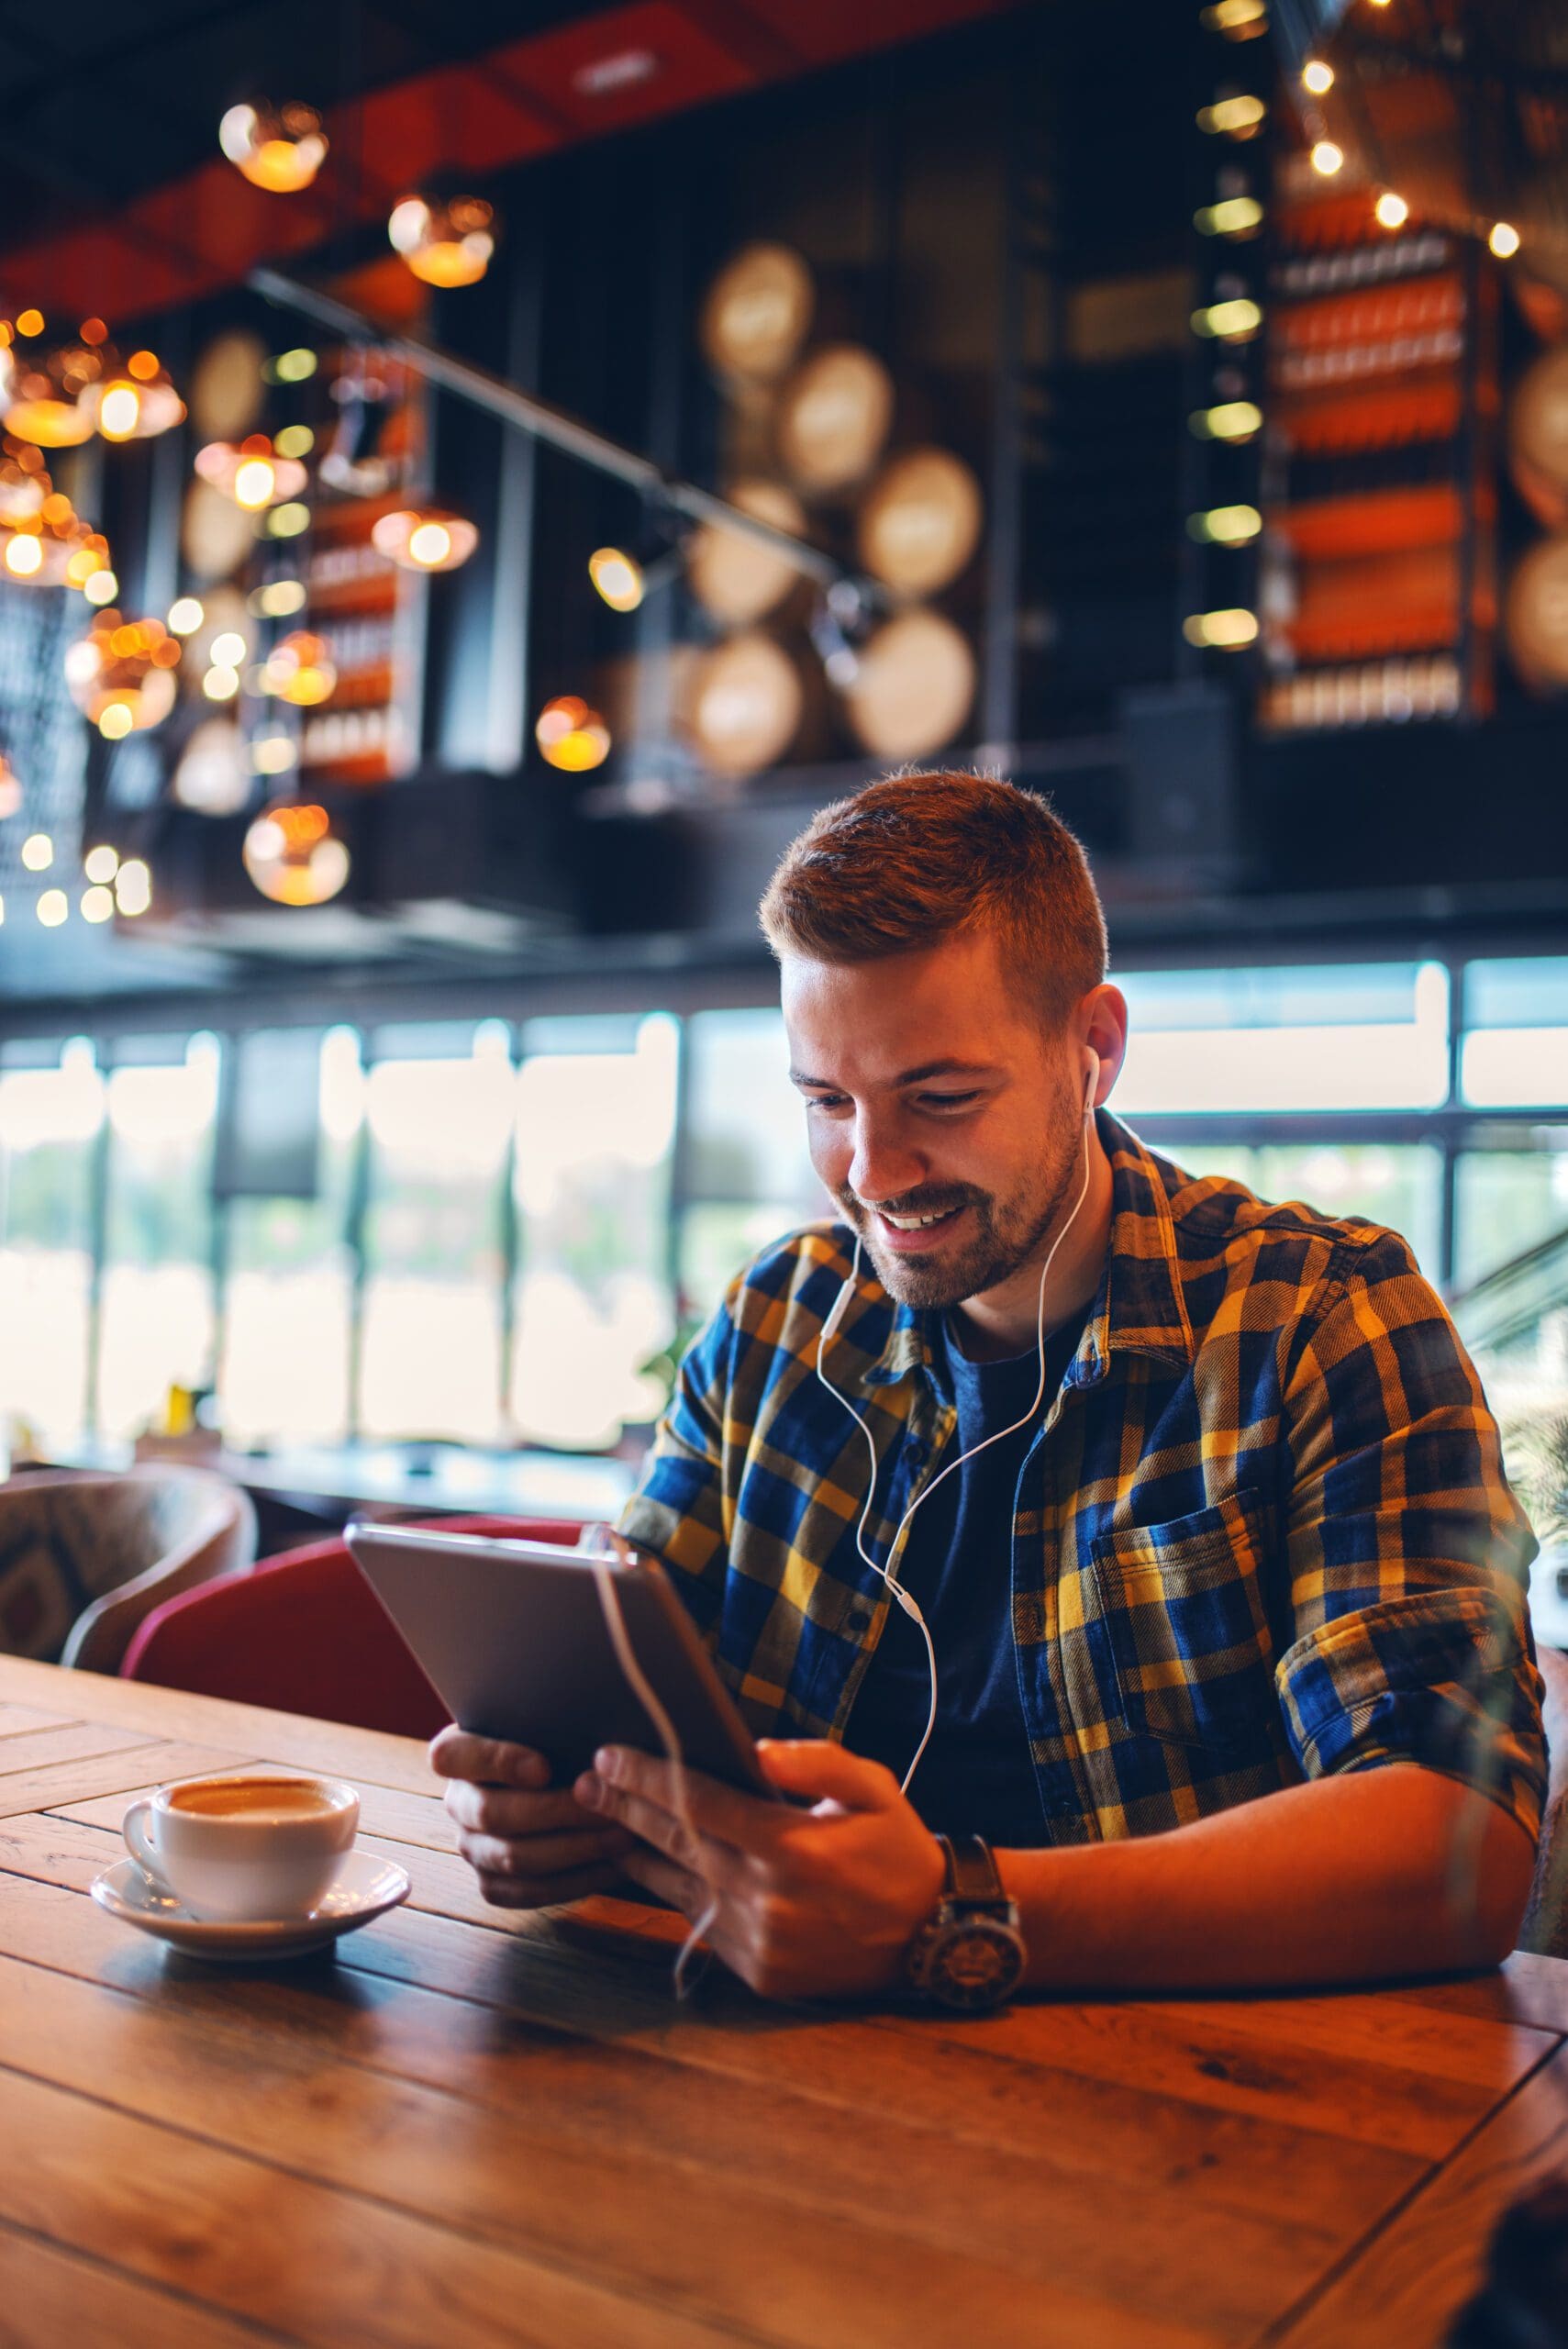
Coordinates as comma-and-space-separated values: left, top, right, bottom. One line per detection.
904, 1833, 1027, 2010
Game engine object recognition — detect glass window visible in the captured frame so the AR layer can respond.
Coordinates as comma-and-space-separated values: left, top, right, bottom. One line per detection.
1461, 957, 1568, 1108
217, 1030, 359, 1447
0, 1041, 101, 1452
1453, 1131, 1568, 1292
510, 1013, 678, 1450
1137, 1134, 1444, 1281
358, 1022, 514, 1443
1115, 963, 1451, 1114
95, 1039, 220, 1441
679, 1007, 828, 1319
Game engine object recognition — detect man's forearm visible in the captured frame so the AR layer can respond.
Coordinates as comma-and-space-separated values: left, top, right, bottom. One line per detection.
999, 1763, 1538, 1995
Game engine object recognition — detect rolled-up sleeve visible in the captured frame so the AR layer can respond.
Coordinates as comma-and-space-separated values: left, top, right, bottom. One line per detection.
1274, 1239, 1547, 1844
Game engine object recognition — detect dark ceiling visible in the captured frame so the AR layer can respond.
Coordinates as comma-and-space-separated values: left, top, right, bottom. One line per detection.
0, 0, 1017, 318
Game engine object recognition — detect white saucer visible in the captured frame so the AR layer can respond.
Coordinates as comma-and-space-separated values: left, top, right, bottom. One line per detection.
90, 1848, 412, 1962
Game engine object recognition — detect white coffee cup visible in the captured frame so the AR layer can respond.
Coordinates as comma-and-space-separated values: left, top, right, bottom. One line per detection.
122, 1772, 360, 1922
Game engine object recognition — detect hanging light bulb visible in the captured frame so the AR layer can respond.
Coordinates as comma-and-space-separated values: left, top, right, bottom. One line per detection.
63, 612, 181, 733
535, 695, 611, 772
370, 507, 478, 573
83, 349, 185, 442
242, 800, 350, 905
1310, 139, 1345, 176
3, 332, 102, 447
195, 433, 308, 510
588, 547, 645, 612
1489, 221, 1521, 259
218, 101, 328, 193
1374, 191, 1409, 229
388, 195, 495, 288
262, 629, 336, 705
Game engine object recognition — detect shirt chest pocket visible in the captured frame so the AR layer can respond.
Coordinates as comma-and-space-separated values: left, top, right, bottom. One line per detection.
1088, 1492, 1281, 1760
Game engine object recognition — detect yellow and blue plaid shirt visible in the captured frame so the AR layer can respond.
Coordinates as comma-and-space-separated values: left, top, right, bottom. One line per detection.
620, 1113, 1547, 1849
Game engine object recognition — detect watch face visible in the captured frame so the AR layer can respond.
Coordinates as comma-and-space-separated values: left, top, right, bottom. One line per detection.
925, 1920, 1025, 2009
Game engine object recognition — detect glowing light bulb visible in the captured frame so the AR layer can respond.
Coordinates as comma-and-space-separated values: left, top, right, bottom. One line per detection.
1302, 59, 1334, 94
168, 596, 204, 635
204, 665, 240, 702
115, 859, 151, 915
1374, 191, 1409, 229
588, 547, 645, 612
233, 457, 276, 510
84, 569, 118, 606
84, 844, 119, 884
98, 703, 134, 739
409, 520, 451, 567
1182, 607, 1260, 649
37, 887, 68, 926
5, 533, 42, 577
1311, 140, 1344, 175
1187, 504, 1263, 544
96, 384, 142, 440
209, 631, 248, 667
1490, 221, 1520, 259
81, 885, 114, 923
21, 831, 52, 870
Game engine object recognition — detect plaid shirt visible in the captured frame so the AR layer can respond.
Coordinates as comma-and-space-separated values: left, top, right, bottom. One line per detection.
620, 1113, 1547, 1850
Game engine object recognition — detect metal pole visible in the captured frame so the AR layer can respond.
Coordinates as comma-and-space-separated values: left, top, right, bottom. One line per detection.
248, 265, 863, 599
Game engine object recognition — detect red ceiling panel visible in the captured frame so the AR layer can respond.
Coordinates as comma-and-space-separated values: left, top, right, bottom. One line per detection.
0, 0, 1014, 323
493, 3, 758, 138
732, 0, 1016, 69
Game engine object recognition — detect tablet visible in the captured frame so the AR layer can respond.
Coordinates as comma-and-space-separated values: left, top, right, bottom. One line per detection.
344, 1520, 776, 1798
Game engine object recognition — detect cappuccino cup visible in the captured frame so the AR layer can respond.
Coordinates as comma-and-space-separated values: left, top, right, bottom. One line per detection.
122, 1773, 360, 1922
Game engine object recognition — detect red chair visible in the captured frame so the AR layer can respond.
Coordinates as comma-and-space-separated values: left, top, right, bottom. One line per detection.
119, 1515, 585, 1739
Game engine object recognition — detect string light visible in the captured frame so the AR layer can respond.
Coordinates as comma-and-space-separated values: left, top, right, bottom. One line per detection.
81, 885, 114, 923
1374, 192, 1409, 229
36, 888, 68, 927
1302, 59, 1334, 95
115, 860, 151, 916
388, 196, 495, 288
588, 547, 645, 611
371, 508, 478, 573
1183, 607, 1259, 648
535, 696, 611, 772
1187, 505, 1263, 544
83, 844, 118, 885
1192, 297, 1262, 340
1189, 400, 1263, 441
1195, 196, 1263, 238
1489, 222, 1520, 259
168, 597, 205, 635
1195, 95, 1265, 138
1310, 140, 1345, 176
218, 102, 328, 193
21, 832, 52, 871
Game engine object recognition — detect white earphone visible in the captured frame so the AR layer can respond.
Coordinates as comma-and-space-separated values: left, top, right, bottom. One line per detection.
815, 1047, 1103, 1795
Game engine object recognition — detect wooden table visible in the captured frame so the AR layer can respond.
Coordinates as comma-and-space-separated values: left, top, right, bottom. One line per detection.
1, 1654, 1565, 2349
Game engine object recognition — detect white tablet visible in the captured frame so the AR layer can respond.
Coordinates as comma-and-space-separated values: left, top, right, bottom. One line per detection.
345, 1520, 775, 1798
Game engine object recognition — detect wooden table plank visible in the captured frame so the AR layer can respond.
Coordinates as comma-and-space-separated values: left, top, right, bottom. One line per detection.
0, 2065, 755, 2349
0, 1937, 1296, 2345
0, 1656, 435, 1796
0, 1702, 72, 1740
0, 1741, 250, 1821
1384, 1954, 1568, 2043
0, 2220, 298, 2348
0, 1845, 1423, 2252
1274, 2041, 1568, 2348
0, 1721, 154, 1778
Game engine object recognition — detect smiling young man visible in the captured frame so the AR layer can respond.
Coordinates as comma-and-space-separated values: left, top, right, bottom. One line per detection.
434, 771, 1547, 2009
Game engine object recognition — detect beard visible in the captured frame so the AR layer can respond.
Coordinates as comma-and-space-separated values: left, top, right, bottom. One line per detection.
832, 1080, 1085, 1312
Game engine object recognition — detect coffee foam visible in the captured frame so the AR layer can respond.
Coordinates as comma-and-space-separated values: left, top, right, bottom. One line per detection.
167, 1776, 343, 1821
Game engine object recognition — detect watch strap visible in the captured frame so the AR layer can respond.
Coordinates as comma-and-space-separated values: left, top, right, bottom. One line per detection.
942, 1831, 1008, 1908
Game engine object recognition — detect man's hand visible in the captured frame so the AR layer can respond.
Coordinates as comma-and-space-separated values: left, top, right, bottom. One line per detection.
575, 1737, 947, 2001
429, 1728, 637, 1908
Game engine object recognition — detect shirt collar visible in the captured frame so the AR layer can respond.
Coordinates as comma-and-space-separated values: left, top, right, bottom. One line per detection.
856, 1108, 1195, 1391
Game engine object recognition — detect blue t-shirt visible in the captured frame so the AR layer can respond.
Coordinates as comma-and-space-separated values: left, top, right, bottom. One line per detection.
845, 1308, 1086, 1847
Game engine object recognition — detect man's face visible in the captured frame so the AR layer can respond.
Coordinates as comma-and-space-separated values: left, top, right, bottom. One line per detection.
781, 928, 1085, 1313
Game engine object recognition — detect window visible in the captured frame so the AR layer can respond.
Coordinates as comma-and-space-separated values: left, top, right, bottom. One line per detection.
1461, 958, 1568, 1109
95, 1039, 219, 1442
1154, 1137, 1444, 1280
358, 1023, 515, 1443
0, 1042, 101, 1451
1117, 963, 1450, 1114
510, 1014, 678, 1449
217, 1030, 359, 1447
1453, 1131, 1568, 1293
680, 1008, 827, 1318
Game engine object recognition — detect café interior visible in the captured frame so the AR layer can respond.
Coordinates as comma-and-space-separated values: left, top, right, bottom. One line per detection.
3, 2, 1568, 2343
